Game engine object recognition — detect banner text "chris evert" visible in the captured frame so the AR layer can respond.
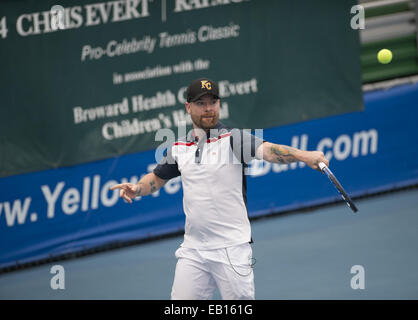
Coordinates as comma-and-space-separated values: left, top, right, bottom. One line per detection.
16, 0, 153, 37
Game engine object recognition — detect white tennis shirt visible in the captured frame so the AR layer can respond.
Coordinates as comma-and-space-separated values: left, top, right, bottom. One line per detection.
153, 122, 265, 250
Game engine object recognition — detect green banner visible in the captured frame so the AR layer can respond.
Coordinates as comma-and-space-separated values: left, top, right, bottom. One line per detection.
0, 0, 363, 178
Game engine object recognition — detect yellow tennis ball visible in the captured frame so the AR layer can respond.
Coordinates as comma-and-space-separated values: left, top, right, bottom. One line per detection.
377, 49, 393, 64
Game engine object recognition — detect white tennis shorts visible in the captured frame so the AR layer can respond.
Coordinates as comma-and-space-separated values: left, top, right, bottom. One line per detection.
171, 242, 255, 300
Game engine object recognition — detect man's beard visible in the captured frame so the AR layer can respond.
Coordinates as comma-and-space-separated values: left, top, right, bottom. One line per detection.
192, 112, 219, 129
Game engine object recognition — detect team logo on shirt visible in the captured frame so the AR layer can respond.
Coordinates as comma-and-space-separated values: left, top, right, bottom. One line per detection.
201, 80, 212, 90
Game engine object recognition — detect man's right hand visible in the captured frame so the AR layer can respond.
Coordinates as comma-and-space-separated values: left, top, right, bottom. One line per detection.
111, 173, 167, 204
110, 183, 140, 204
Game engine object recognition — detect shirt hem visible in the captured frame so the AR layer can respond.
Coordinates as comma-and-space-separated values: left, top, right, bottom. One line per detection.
180, 237, 251, 250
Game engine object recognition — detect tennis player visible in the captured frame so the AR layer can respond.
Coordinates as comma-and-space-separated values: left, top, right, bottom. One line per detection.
110, 78, 329, 300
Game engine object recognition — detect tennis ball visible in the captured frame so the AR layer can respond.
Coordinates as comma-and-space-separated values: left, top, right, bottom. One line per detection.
377, 49, 393, 64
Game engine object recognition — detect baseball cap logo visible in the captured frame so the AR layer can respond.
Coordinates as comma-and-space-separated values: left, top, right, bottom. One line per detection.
201, 80, 212, 90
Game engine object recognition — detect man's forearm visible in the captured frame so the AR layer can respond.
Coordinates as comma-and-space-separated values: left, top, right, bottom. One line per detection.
135, 172, 165, 197
261, 142, 327, 170
268, 143, 306, 164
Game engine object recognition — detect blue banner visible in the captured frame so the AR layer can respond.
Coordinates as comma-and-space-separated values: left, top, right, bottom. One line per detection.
1, 83, 417, 269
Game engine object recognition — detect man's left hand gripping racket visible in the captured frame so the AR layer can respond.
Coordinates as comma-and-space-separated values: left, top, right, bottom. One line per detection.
318, 162, 358, 213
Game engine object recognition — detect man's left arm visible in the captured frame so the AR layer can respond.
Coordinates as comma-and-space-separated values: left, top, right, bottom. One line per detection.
257, 142, 329, 171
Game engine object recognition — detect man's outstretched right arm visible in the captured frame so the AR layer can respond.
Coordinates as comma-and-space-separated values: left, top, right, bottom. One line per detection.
110, 172, 167, 204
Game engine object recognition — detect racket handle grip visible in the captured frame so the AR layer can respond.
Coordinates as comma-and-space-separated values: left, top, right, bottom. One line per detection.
318, 162, 327, 171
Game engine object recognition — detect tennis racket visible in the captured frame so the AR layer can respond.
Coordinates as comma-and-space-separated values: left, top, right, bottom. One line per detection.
319, 162, 358, 213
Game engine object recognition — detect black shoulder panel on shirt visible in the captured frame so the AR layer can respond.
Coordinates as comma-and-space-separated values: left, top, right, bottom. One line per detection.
153, 144, 181, 180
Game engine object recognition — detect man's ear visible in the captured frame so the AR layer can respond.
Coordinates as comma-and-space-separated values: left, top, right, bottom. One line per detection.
185, 102, 190, 114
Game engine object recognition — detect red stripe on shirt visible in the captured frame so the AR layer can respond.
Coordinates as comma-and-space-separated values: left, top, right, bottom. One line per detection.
207, 132, 231, 144
173, 132, 231, 146
174, 142, 196, 146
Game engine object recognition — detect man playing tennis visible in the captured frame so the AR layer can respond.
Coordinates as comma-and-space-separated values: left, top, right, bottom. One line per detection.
110, 78, 329, 300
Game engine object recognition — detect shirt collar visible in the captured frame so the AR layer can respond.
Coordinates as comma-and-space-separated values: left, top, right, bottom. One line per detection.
187, 121, 227, 142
